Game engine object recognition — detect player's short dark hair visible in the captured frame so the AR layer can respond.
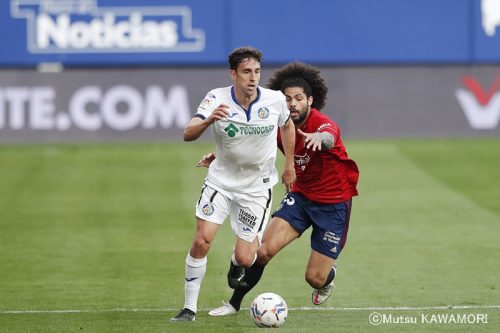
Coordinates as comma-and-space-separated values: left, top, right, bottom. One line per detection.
268, 62, 328, 110
228, 46, 263, 71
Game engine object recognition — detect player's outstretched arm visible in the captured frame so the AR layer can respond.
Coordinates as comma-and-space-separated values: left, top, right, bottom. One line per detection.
297, 129, 334, 151
279, 118, 296, 192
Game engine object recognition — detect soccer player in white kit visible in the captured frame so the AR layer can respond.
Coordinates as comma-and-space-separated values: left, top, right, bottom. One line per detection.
170, 47, 296, 322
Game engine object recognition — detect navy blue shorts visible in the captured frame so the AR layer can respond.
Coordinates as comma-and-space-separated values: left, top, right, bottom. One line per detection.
271, 192, 352, 259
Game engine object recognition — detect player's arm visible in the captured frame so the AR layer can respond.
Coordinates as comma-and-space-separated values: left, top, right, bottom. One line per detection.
297, 129, 335, 151
279, 117, 296, 192
183, 104, 230, 141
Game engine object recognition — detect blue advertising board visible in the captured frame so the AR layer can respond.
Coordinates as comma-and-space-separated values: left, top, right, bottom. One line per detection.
0, 0, 226, 66
0, 0, 498, 66
231, 0, 470, 64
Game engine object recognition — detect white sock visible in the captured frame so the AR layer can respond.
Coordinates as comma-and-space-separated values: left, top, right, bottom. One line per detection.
184, 253, 207, 313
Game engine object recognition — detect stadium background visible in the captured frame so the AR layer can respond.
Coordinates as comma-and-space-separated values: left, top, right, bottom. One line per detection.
1, 0, 500, 142
1, 1, 499, 332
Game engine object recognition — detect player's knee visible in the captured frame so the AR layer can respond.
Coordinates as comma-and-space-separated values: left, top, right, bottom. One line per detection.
256, 246, 273, 265
305, 270, 325, 289
191, 235, 212, 256
234, 252, 255, 268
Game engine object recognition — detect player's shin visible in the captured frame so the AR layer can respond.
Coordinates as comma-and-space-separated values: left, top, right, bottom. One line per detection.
184, 253, 207, 313
322, 265, 336, 288
229, 263, 265, 311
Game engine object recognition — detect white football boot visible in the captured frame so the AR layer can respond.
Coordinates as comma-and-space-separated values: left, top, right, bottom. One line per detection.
208, 302, 238, 316
311, 279, 335, 305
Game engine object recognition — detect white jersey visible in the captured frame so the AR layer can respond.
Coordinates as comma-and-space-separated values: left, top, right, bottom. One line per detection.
195, 86, 290, 193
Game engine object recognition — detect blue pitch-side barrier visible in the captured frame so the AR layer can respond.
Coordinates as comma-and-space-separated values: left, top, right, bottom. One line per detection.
0, 0, 499, 66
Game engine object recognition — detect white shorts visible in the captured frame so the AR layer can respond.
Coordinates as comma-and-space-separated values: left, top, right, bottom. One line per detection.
195, 182, 273, 243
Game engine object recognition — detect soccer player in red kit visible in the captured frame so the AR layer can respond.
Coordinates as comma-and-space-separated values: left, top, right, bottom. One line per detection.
206, 62, 359, 316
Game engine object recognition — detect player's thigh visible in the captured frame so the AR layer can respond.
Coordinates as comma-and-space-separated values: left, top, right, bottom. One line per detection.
260, 192, 311, 262
191, 183, 230, 256
193, 216, 221, 243
309, 199, 352, 260
257, 217, 300, 264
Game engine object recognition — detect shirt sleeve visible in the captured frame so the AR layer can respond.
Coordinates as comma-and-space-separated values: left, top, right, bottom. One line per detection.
194, 91, 217, 120
277, 92, 291, 127
314, 114, 339, 148
317, 122, 337, 136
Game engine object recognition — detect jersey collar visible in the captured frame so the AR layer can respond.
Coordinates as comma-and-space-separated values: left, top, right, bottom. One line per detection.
231, 86, 261, 122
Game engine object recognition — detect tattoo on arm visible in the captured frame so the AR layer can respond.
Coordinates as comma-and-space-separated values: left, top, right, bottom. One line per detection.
317, 132, 335, 150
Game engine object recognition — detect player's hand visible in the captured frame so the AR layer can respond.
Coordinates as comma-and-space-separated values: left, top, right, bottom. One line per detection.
297, 129, 322, 151
196, 152, 216, 168
282, 165, 296, 192
207, 104, 230, 124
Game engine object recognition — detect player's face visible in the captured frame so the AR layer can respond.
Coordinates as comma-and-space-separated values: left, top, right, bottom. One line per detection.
284, 87, 313, 125
230, 58, 261, 97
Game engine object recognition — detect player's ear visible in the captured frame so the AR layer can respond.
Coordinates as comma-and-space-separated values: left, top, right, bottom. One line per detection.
308, 95, 313, 107
229, 69, 237, 82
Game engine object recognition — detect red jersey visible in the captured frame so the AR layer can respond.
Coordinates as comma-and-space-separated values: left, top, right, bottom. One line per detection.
278, 108, 359, 203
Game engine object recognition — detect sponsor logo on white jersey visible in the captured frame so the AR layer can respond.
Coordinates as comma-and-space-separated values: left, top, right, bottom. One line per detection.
223, 123, 275, 137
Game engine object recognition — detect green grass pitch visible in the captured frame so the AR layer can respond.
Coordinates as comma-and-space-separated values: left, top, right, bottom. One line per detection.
0, 139, 499, 332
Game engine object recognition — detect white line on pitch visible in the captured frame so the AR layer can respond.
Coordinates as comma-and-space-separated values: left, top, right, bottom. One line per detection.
2, 305, 500, 314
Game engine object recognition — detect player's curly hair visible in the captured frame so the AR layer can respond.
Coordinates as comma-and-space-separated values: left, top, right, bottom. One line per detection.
268, 62, 327, 110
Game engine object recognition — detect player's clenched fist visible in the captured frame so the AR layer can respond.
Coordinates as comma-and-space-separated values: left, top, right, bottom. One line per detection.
207, 104, 230, 124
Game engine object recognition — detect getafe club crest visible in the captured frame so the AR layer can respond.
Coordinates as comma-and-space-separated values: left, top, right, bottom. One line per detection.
202, 203, 214, 216
257, 107, 270, 119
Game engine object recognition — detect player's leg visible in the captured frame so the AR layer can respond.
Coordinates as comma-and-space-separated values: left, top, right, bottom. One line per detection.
235, 216, 301, 299
226, 189, 272, 289
207, 236, 260, 317
308, 199, 352, 305
171, 185, 229, 322
210, 192, 309, 316
256, 192, 310, 266
209, 216, 300, 316
256, 216, 300, 266
208, 189, 272, 317
307, 250, 337, 305
226, 236, 259, 290
171, 218, 220, 321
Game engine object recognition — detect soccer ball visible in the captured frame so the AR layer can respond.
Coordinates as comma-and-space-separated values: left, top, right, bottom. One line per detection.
250, 292, 288, 328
